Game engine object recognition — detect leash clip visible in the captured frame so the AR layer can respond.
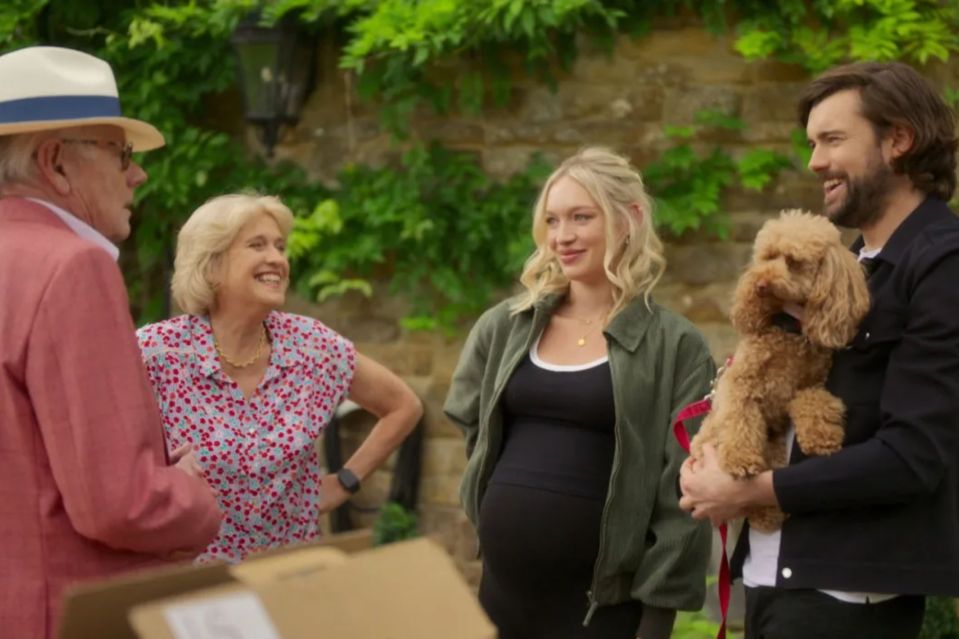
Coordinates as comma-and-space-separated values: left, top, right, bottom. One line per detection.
704, 356, 733, 401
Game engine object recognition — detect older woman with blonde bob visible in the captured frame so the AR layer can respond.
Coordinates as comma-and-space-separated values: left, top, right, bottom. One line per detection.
137, 193, 422, 563
445, 147, 714, 639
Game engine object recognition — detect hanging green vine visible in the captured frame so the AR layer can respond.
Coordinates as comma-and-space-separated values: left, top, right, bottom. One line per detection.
2, 0, 957, 327
287, 145, 551, 332
644, 110, 793, 238
255, 0, 959, 133
734, 0, 959, 73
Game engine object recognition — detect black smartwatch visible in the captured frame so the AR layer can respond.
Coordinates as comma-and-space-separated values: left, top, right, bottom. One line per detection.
336, 467, 361, 494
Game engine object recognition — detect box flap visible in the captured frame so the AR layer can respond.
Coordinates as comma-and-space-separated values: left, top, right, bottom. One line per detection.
58, 560, 234, 639
58, 528, 374, 639
130, 538, 497, 639
229, 546, 349, 586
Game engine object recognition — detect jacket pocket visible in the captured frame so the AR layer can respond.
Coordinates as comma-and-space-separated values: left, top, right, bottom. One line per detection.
850, 306, 906, 351
831, 305, 906, 411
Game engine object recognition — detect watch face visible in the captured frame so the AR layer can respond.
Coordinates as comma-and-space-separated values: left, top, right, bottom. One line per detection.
337, 468, 360, 493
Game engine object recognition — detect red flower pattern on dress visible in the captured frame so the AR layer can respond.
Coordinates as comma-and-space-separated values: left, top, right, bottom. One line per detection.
137, 311, 355, 563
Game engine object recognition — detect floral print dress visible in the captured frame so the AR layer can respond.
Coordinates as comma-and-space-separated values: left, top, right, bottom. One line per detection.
137, 311, 356, 563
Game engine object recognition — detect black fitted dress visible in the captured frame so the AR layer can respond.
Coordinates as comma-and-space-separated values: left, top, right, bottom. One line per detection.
477, 349, 643, 639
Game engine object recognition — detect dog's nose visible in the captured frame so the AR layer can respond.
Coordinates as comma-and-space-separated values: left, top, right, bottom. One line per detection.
756, 281, 769, 296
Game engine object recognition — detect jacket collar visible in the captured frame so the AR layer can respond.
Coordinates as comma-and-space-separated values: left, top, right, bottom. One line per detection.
25, 197, 119, 261
530, 291, 655, 353
850, 196, 952, 267
0, 196, 118, 260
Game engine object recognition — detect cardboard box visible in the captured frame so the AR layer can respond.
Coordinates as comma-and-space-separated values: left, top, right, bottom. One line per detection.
58, 529, 373, 639
130, 538, 496, 639
59, 531, 496, 639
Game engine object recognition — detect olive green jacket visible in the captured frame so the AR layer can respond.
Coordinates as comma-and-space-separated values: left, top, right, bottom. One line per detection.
444, 293, 715, 620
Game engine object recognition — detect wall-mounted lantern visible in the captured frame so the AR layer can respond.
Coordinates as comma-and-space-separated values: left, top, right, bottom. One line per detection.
230, 13, 316, 157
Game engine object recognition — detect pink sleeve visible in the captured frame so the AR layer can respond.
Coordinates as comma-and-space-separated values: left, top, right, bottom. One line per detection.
25, 247, 222, 554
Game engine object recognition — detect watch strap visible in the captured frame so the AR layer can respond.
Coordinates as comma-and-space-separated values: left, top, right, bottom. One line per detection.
336, 467, 361, 494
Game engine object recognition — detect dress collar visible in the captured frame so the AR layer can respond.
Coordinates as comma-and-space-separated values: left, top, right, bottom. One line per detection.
189, 312, 305, 380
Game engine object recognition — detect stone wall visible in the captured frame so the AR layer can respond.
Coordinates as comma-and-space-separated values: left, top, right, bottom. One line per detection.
271, 25, 840, 370
264, 23, 954, 588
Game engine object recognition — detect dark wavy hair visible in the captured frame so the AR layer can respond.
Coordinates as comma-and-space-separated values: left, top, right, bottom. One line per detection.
798, 62, 957, 201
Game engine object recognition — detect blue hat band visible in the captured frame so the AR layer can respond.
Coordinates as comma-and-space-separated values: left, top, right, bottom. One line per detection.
0, 95, 122, 124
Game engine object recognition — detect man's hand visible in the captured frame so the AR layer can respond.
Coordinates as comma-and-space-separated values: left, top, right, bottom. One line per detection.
318, 473, 352, 514
166, 549, 200, 562
170, 443, 203, 478
679, 443, 776, 527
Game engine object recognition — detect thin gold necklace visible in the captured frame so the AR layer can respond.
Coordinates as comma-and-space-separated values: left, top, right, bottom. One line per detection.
575, 318, 605, 347
213, 326, 268, 368
563, 309, 610, 347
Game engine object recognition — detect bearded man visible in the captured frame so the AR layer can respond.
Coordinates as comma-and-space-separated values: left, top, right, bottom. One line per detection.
680, 62, 959, 639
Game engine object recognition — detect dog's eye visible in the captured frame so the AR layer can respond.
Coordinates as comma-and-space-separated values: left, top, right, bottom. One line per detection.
785, 256, 800, 270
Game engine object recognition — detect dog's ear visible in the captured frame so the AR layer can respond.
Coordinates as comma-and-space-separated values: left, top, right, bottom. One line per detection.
730, 268, 770, 334
804, 244, 871, 348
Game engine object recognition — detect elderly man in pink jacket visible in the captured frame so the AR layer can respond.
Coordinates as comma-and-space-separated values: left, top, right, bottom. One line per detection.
0, 46, 222, 638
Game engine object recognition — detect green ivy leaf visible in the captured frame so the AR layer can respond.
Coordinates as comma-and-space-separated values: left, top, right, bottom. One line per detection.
734, 28, 783, 59
694, 109, 745, 131
664, 124, 696, 140
737, 149, 793, 191
316, 279, 373, 302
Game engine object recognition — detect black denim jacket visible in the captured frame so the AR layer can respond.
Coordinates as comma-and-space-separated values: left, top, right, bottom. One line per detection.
733, 197, 959, 596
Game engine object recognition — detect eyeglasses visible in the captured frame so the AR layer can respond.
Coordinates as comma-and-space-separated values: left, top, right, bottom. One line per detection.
59, 138, 134, 171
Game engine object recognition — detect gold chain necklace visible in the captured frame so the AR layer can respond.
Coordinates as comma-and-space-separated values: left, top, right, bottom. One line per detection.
563, 309, 610, 347
576, 320, 603, 347
213, 326, 268, 369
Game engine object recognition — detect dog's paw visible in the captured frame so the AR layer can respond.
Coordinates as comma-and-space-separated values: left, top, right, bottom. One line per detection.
721, 447, 768, 478
796, 424, 844, 456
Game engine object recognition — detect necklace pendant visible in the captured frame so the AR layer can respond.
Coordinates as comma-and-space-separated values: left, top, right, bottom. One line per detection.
577, 337, 586, 347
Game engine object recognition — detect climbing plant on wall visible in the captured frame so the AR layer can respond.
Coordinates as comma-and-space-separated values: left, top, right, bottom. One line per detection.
248, 0, 959, 134
3, 0, 958, 327
734, 0, 959, 72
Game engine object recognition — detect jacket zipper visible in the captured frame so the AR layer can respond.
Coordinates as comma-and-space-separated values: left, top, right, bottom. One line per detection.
584, 333, 622, 625
472, 312, 544, 556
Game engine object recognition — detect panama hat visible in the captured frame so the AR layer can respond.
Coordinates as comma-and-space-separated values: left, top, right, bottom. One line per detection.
0, 46, 164, 151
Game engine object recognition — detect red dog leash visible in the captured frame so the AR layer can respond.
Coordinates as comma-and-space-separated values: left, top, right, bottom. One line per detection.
674, 397, 730, 639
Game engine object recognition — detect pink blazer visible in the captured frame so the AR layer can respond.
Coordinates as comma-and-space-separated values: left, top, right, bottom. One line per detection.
0, 198, 222, 638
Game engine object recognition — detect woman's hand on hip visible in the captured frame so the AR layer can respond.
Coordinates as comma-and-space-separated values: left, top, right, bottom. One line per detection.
318, 472, 352, 514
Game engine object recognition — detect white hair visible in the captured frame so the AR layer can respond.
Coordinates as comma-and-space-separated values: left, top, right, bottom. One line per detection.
0, 132, 48, 186
0, 129, 104, 187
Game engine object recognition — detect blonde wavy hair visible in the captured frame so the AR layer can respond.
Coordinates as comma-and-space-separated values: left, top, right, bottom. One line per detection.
510, 147, 666, 318
171, 193, 294, 316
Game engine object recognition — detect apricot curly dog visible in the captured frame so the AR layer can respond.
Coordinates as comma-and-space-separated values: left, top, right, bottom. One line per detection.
690, 210, 870, 532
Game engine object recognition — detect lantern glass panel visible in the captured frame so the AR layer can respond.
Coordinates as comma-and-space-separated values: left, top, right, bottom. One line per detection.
279, 35, 315, 121
234, 39, 281, 121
